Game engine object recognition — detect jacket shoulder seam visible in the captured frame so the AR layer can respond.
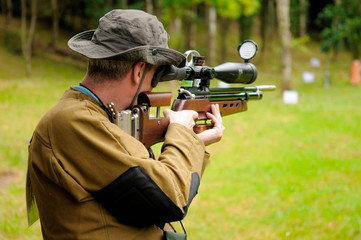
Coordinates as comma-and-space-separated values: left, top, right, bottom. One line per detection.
33, 130, 51, 149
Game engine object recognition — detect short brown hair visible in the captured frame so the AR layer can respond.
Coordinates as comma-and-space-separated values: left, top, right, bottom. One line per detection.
87, 59, 134, 80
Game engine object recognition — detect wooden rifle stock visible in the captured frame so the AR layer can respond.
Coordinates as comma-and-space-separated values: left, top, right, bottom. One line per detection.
172, 98, 247, 133
135, 92, 172, 148
137, 92, 247, 148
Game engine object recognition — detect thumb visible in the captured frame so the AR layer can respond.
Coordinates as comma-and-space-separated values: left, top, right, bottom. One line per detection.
191, 110, 199, 121
163, 109, 173, 118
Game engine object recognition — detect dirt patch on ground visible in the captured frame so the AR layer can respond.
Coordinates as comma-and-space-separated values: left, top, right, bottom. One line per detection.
0, 168, 20, 189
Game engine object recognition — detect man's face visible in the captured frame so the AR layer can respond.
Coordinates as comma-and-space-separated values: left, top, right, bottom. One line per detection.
139, 65, 159, 93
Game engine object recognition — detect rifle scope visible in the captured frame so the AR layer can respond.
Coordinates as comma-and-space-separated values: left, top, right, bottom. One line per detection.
152, 40, 259, 87
152, 62, 257, 87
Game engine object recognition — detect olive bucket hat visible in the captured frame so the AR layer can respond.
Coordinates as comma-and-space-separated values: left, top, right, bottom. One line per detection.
68, 9, 186, 67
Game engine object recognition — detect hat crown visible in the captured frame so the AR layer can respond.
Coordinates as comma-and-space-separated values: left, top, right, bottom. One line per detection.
92, 9, 169, 52
67, 9, 186, 67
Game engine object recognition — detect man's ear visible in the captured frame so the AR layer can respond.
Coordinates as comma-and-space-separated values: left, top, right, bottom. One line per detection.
131, 62, 146, 85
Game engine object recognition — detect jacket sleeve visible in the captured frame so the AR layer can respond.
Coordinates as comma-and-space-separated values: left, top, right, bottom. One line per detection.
45, 99, 210, 225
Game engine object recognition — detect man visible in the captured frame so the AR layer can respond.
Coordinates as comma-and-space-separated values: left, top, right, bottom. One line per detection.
27, 9, 224, 240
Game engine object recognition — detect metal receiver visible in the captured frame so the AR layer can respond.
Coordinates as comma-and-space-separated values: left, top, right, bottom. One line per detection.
107, 102, 140, 140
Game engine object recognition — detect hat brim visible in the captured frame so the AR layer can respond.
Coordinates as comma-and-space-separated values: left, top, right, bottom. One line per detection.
68, 30, 186, 67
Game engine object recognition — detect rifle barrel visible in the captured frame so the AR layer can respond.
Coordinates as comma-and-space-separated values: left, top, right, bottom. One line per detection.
210, 85, 276, 93
185, 91, 263, 101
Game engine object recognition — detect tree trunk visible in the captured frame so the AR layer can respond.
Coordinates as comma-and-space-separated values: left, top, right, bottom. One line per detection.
153, 0, 161, 18
168, 6, 182, 49
260, 0, 277, 54
106, 0, 116, 7
299, 0, 307, 37
207, 5, 217, 66
170, 10, 182, 37
175, 17, 181, 36
219, 17, 230, 63
21, 0, 37, 76
51, 0, 59, 49
184, 9, 196, 50
276, 0, 292, 91
268, 0, 276, 44
332, 0, 342, 59
1, 0, 5, 29
122, 0, 128, 9
190, 8, 197, 49
324, 52, 331, 88
145, 0, 153, 14
239, 14, 255, 43
260, 0, 269, 52
21, 0, 28, 73
6, 0, 12, 24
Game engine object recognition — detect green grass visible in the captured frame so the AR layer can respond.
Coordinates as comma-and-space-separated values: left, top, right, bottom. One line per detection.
184, 85, 361, 239
0, 34, 86, 239
177, 46, 361, 239
1, 22, 361, 239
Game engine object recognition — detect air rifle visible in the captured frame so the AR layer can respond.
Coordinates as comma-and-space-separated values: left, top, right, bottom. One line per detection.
107, 40, 276, 148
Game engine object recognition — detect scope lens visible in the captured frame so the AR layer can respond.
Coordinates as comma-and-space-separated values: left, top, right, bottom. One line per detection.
238, 40, 258, 61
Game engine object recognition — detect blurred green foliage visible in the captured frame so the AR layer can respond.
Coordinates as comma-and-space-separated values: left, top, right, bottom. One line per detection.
317, 0, 361, 58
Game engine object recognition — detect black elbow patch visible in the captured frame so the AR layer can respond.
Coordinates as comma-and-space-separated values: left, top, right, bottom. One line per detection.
183, 171, 200, 216
92, 166, 200, 227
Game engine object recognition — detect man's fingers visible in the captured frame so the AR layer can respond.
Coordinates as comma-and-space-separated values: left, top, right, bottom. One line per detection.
163, 109, 199, 129
163, 109, 170, 116
209, 104, 222, 123
206, 112, 217, 125
191, 110, 199, 121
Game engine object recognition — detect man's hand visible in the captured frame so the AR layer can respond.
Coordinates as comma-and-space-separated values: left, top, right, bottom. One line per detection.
197, 104, 225, 146
164, 104, 225, 146
163, 109, 199, 129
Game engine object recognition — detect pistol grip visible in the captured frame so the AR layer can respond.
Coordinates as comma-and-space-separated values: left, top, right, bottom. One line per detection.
193, 123, 213, 134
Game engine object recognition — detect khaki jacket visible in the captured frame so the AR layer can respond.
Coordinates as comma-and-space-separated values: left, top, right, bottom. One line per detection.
27, 87, 210, 240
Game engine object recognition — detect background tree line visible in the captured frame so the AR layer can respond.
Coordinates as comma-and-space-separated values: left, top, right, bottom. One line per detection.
0, 0, 360, 90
